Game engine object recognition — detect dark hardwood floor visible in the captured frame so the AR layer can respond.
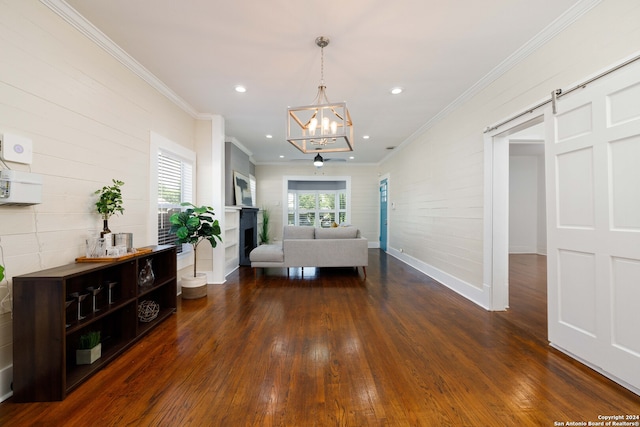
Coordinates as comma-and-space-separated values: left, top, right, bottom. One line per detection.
504, 254, 549, 344
1, 251, 638, 426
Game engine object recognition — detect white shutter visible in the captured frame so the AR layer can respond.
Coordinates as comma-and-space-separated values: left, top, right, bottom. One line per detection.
157, 151, 193, 249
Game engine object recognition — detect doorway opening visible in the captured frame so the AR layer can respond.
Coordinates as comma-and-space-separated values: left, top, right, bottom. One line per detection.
484, 115, 545, 311
379, 175, 389, 252
506, 125, 547, 337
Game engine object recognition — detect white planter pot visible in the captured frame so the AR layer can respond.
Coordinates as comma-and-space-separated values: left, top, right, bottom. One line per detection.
180, 273, 207, 299
76, 343, 101, 365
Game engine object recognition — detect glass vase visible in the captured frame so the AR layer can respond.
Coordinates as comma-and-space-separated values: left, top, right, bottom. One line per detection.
138, 259, 155, 288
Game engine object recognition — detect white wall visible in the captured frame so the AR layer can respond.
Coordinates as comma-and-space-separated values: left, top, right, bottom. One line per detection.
509, 145, 546, 255
379, 0, 640, 306
509, 155, 539, 253
0, 0, 198, 399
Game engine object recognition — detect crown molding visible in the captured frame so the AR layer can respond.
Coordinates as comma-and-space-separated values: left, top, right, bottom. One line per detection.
380, 0, 602, 165
40, 0, 200, 118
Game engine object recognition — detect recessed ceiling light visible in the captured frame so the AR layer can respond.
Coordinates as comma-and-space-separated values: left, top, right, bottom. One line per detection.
349, 156, 355, 160
234, 85, 247, 93
390, 87, 403, 95
266, 134, 273, 139
362, 135, 370, 139
279, 155, 285, 158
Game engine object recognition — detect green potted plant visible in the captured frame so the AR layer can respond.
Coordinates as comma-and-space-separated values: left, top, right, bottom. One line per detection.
94, 179, 125, 235
170, 203, 222, 299
259, 207, 270, 244
76, 330, 101, 365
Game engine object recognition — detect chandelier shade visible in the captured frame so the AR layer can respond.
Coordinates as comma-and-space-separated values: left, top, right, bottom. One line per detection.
286, 36, 354, 154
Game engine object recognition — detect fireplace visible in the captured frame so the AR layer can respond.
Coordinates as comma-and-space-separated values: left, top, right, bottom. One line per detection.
239, 207, 258, 266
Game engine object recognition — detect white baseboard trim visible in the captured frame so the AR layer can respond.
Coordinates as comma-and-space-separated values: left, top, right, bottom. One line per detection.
0, 365, 13, 402
225, 265, 239, 277
509, 246, 538, 254
387, 248, 490, 310
509, 249, 548, 255
201, 271, 226, 285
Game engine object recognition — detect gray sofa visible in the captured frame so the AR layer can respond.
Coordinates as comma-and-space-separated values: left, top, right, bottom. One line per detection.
249, 225, 368, 277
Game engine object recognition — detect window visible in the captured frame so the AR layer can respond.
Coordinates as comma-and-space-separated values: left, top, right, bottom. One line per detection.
149, 132, 196, 265
287, 189, 347, 227
157, 150, 193, 252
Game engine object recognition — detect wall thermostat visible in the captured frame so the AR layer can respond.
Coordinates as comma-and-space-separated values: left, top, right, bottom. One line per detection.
0, 133, 33, 164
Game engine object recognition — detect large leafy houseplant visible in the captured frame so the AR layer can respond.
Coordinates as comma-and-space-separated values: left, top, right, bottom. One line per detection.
170, 203, 222, 277
94, 179, 124, 233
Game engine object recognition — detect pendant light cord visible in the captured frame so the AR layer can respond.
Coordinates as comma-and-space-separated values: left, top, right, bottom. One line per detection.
320, 44, 325, 87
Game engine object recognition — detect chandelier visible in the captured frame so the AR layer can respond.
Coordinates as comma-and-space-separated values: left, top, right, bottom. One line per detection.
286, 36, 353, 154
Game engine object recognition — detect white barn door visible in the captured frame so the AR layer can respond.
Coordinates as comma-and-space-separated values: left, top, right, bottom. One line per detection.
545, 59, 640, 391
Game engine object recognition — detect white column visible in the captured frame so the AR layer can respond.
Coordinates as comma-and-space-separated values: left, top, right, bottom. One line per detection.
196, 114, 226, 284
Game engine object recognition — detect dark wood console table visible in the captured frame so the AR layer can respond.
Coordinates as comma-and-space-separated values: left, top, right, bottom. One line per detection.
12, 245, 177, 402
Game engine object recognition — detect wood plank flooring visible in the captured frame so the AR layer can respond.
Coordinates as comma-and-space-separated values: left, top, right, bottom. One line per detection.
0, 252, 638, 426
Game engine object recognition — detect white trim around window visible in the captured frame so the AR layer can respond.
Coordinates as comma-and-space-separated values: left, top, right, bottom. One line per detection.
149, 132, 196, 269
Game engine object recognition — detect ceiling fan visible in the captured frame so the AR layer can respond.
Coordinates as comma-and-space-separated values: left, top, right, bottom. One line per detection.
290, 155, 347, 167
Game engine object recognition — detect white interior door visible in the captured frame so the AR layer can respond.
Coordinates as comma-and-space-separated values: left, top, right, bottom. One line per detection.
545, 59, 640, 391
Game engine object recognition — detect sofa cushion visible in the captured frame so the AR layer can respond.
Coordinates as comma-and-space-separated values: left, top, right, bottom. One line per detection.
250, 243, 284, 262
315, 227, 359, 239
283, 226, 315, 240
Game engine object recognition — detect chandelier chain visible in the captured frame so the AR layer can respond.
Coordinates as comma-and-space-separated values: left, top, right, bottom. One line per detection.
320, 43, 325, 86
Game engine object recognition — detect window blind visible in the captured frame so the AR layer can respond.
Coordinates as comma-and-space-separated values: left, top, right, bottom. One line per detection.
157, 151, 193, 249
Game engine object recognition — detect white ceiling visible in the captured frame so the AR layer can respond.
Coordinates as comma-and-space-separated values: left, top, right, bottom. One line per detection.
63, 0, 584, 164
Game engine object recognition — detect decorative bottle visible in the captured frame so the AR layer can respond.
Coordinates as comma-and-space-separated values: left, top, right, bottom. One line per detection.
100, 218, 113, 252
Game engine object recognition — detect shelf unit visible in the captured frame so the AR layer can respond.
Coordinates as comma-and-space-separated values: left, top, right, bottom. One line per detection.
225, 206, 240, 275
12, 245, 177, 402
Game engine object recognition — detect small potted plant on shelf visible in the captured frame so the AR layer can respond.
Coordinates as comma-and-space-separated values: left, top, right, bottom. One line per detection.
170, 203, 222, 299
94, 179, 125, 236
76, 330, 101, 365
